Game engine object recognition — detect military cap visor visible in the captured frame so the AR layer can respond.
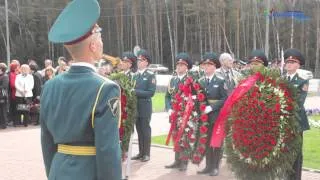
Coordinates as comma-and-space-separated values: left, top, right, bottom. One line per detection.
123, 57, 134, 64
176, 59, 189, 67
201, 59, 221, 68
48, 0, 100, 44
284, 48, 305, 65
249, 57, 265, 65
285, 56, 301, 64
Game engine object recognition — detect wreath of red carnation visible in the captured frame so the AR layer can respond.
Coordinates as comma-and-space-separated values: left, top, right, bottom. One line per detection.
225, 69, 301, 179
170, 76, 210, 164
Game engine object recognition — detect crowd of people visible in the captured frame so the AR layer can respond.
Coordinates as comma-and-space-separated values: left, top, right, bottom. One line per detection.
0, 57, 69, 129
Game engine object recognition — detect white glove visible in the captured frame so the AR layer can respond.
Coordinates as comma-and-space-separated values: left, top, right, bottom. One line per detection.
168, 109, 173, 116
204, 106, 213, 114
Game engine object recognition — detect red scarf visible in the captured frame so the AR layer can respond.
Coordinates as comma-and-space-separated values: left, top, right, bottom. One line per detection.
9, 72, 17, 100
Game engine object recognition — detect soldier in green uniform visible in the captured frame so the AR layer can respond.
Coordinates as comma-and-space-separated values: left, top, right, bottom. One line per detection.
284, 48, 309, 180
164, 52, 192, 171
248, 49, 269, 69
197, 52, 228, 176
40, 0, 122, 180
131, 49, 157, 162
120, 51, 137, 79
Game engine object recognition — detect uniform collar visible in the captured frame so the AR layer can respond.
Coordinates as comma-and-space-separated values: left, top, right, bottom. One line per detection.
71, 62, 97, 72
124, 70, 131, 75
138, 69, 146, 75
206, 74, 215, 81
287, 72, 297, 80
177, 73, 186, 80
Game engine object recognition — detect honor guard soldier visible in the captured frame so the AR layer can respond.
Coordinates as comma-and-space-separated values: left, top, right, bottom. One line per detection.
120, 51, 137, 79
216, 53, 241, 95
40, 0, 122, 180
197, 52, 228, 176
284, 48, 310, 180
165, 52, 193, 171
131, 49, 157, 162
248, 49, 269, 69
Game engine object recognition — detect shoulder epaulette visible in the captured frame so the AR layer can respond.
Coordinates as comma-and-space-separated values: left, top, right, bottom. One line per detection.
146, 70, 154, 75
216, 75, 225, 81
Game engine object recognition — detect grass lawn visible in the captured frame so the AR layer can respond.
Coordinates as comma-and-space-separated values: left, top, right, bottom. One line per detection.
152, 92, 165, 113
152, 128, 320, 170
151, 134, 172, 146
310, 115, 320, 121
303, 127, 320, 169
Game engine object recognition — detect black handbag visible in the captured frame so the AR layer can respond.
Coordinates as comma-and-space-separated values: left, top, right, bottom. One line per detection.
17, 103, 31, 111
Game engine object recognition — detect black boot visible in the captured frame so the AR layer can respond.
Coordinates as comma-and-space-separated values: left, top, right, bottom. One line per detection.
197, 149, 212, 174
179, 162, 188, 171
209, 148, 221, 176
165, 161, 180, 168
209, 168, 219, 176
165, 152, 181, 168
131, 154, 143, 160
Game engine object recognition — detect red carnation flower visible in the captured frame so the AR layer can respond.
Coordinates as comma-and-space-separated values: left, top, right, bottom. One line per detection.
275, 103, 281, 113
122, 112, 128, 120
174, 145, 182, 152
119, 127, 124, 139
193, 83, 201, 91
174, 93, 182, 102
180, 156, 189, 161
198, 146, 206, 154
186, 77, 193, 84
190, 137, 196, 143
200, 104, 206, 112
193, 155, 201, 163
200, 126, 208, 134
286, 105, 293, 111
200, 114, 208, 122
178, 84, 184, 91
197, 93, 205, 102
170, 112, 177, 122
199, 137, 207, 144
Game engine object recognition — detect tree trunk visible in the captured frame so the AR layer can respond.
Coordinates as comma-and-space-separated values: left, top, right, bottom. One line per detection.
236, 0, 240, 58
132, 0, 139, 45
183, 6, 187, 51
165, 0, 175, 70
152, 0, 159, 63
315, 1, 320, 78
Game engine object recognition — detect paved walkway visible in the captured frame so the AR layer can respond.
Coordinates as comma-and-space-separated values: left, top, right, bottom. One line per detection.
0, 96, 319, 179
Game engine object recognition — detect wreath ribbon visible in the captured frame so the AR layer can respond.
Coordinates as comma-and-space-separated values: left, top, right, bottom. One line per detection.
210, 72, 262, 147
174, 95, 194, 149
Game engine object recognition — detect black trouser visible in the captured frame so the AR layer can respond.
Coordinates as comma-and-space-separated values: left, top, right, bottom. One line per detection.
0, 103, 8, 128
136, 116, 151, 156
204, 137, 223, 171
9, 98, 18, 124
289, 133, 303, 180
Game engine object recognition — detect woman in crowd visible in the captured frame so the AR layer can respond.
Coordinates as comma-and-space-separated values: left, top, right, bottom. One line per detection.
43, 67, 55, 84
15, 64, 34, 127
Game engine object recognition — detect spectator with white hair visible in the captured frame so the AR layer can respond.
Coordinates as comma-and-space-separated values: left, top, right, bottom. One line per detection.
15, 64, 34, 127
39, 59, 55, 77
216, 52, 241, 95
